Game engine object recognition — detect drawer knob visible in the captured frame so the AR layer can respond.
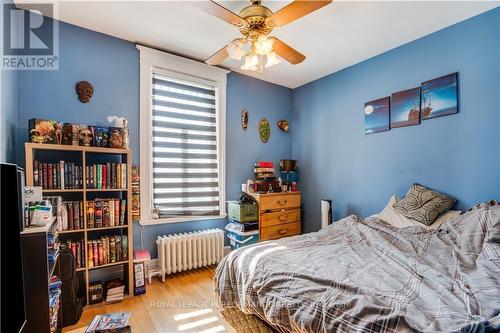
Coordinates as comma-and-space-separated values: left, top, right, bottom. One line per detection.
278, 215, 288, 221
278, 228, 288, 235
278, 200, 287, 205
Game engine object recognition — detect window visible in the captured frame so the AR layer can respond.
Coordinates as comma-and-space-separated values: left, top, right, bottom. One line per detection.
138, 45, 228, 224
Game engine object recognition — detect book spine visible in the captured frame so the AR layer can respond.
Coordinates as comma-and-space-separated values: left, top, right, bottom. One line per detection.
121, 164, 127, 189
114, 198, 120, 226
33, 160, 38, 186
42, 163, 48, 189
115, 235, 122, 262
87, 242, 93, 268
95, 200, 102, 228
67, 202, 73, 230
110, 237, 116, 263
48, 163, 53, 189
73, 201, 80, 230
76, 241, 81, 268
79, 201, 84, 229
106, 162, 111, 189
92, 241, 98, 267
98, 240, 103, 266
117, 163, 121, 189
87, 201, 95, 229
109, 199, 115, 227
60, 161, 65, 189
120, 200, 126, 225
102, 200, 110, 227
121, 235, 128, 261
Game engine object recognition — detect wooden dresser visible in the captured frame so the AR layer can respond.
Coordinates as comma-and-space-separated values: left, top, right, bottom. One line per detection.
245, 191, 301, 240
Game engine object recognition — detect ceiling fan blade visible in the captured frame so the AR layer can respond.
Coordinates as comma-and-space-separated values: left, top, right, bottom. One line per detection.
205, 45, 229, 66
269, 37, 305, 65
190, 1, 246, 27
267, 0, 332, 27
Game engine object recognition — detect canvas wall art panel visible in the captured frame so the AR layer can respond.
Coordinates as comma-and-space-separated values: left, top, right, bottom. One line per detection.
364, 97, 390, 134
391, 87, 421, 128
421, 73, 458, 120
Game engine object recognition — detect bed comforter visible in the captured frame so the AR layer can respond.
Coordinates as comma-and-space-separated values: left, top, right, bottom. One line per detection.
215, 206, 500, 333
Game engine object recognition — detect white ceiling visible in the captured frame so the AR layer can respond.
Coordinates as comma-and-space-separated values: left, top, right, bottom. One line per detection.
16, 1, 498, 88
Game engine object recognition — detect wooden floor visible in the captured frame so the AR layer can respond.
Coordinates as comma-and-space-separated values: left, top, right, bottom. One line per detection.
63, 267, 236, 333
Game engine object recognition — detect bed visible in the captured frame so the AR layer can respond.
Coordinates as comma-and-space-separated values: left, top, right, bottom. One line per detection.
215, 204, 500, 332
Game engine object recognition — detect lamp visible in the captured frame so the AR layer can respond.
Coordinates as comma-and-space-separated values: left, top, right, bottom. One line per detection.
226, 39, 245, 60
265, 51, 281, 68
254, 35, 273, 55
241, 53, 259, 71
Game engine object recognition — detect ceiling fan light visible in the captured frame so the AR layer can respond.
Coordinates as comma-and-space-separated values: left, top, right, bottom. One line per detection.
226, 40, 245, 60
241, 53, 259, 71
265, 51, 281, 68
254, 35, 273, 56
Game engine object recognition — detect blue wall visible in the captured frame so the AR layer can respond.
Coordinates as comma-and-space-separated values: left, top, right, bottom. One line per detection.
0, 0, 19, 163
17, 19, 293, 255
292, 8, 500, 233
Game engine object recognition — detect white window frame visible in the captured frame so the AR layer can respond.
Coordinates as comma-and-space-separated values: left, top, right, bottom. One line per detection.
137, 45, 229, 225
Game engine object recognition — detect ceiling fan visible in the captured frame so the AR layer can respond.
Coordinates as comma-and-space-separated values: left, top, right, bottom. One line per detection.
191, 0, 332, 72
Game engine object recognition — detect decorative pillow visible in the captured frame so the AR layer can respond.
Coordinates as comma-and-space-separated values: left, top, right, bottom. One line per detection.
394, 184, 455, 226
374, 195, 460, 230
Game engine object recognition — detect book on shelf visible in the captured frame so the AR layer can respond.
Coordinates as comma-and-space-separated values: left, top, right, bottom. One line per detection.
89, 281, 104, 305
87, 235, 128, 268
105, 279, 125, 302
87, 199, 126, 229
33, 160, 83, 190
87, 163, 127, 189
59, 200, 85, 231
62, 239, 85, 268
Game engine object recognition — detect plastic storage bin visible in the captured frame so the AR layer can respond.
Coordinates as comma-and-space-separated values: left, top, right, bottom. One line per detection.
227, 201, 258, 222
225, 224, 259, 250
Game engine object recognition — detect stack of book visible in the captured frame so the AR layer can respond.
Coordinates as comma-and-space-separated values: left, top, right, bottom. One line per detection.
105, 279, 125, 302
254, 161, 276, 181
48, 276, 62, 333
253, 161, 281, 193
87, 235, 128, 268
86, 163, 127, 189
86, 198, 127, 229
59, 200, 85, 230
64, 239, 86, 268
33, 160, 83, 189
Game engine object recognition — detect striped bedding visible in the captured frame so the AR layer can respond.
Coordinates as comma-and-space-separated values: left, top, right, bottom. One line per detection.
215, 205, 500, 332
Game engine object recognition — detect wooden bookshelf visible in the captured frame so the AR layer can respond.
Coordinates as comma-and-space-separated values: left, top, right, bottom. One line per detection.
25, 142, 133, 308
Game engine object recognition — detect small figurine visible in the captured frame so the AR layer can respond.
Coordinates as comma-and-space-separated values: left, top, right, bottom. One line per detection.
54, 122, 63, 144
78, 126, 93, 146
122, 118, 130, 149
76, 80, 94, 103
108, 128, 123, 148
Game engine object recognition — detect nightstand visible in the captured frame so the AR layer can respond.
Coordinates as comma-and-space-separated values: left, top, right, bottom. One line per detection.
245, 191, 301, 240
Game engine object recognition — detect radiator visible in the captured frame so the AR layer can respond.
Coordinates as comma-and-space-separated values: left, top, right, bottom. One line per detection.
156, 229, 225, 282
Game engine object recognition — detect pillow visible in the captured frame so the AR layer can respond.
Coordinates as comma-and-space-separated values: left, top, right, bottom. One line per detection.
374, 195, 460, 230
394, 183, 455, 226
374, 195, 417, 229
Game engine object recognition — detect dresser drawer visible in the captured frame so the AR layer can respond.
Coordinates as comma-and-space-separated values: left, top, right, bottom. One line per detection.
261, 209, 300, 228
259, 194, 301, 211
261, 221, 301, 240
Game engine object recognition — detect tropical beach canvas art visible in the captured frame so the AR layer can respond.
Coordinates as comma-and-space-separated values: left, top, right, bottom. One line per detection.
364, 97, 390, 134
421, 73, 458, 120
391, 87, 421, 128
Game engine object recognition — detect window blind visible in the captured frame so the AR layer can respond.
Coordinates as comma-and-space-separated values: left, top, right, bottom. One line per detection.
151, 73, 220, 217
